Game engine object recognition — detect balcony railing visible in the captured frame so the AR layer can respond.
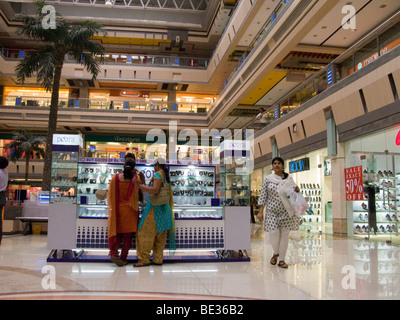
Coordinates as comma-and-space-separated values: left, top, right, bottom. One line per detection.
0, 96, 211, 114
245, 12, 400, 135
0, 48, 209, 69
217, 0, 293, 97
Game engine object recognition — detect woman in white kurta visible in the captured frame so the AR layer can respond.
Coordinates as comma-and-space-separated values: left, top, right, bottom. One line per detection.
257, 157, 300, 268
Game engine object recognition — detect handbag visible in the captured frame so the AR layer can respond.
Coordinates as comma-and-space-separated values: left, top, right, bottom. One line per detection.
149, 171, 170, 206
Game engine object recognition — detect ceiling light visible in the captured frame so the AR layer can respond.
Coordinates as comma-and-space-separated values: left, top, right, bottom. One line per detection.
105, 0, 113, 7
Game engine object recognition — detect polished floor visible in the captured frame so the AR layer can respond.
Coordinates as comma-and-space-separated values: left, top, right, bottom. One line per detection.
0, 224, 399, 300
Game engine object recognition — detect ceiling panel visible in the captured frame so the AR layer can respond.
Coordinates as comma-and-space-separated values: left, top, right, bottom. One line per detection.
240, 70, 287, 105
300, 0, 400, 48
256, 75, 304, 106
236, 0, 277, 47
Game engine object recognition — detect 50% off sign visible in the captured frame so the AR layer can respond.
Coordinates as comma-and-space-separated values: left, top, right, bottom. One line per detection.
345, 166, 364, 201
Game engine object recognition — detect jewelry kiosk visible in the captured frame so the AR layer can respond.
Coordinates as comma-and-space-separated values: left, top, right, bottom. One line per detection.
47, 135, 251, 263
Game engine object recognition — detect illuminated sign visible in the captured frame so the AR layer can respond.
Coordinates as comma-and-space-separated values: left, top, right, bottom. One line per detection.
349, 37, 400, 74
120, 90, 139, 97
289, 158, 310, 173
396, 130, 400, 146
52, 134, 83, 147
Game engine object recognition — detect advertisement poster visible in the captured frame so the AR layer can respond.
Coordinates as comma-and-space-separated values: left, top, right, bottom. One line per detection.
345, 166, 364, 201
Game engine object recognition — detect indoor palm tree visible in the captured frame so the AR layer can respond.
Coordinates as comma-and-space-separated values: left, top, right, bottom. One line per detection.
4, 129, 46, 184
15, 0, 106, 191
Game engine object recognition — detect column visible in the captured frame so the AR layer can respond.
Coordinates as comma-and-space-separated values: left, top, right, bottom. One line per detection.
331, 141, 347, 236
0, 85, 4, 105
168, 91, 177, 112
78, 88, 89, 109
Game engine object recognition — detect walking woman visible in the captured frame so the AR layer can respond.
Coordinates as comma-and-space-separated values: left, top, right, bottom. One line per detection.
107, 158, 141, 266
134, 158, 175, 267
257, 157, 300, 268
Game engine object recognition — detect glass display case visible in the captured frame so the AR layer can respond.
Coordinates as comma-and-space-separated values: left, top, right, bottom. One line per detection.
50, 151, 79, 203
169, 165, 216, 207
220, 167, 251, 206
174, 206, 223, 220
77, 161, 122, 206
219, 139, 252, 207
78, 204, 108, 219
74, 159, 219, 220
75, 158, 158, 219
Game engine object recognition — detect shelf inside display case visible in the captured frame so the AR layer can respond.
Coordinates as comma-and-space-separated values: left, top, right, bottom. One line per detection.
169, 165, 216, 207
78, 205, 108, 219
77, 162, 122, 206
50, 151, 79, 204
353, 172, 400, 235
174, 206, 223, 220
300, 183, 323, 232
220, 170, 250, 207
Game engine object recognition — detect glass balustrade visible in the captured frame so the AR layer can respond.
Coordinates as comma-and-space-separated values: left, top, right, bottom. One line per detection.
243, 17, 400, 134
0, 95, 211, 114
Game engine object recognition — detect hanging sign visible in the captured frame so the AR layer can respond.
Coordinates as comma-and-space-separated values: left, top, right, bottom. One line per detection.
345, 165, 364, 201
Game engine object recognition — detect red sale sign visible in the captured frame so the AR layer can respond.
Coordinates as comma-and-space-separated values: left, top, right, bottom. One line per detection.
345, 166, 364, 201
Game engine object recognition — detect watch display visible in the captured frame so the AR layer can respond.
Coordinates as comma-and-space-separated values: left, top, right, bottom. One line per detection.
169, 165, 216, 206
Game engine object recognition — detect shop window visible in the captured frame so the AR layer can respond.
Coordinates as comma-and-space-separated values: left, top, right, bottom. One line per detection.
345, 126, 400, 241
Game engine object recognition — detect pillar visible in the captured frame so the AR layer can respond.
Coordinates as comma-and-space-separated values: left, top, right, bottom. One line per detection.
168, 91, 177, 112
78, 88, 89, 109
331, 141, 347, 236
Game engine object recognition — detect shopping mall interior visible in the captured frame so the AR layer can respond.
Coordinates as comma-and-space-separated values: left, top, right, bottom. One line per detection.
0, 0, 400, 301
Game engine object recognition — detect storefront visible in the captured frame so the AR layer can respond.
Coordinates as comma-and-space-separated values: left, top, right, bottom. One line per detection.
251, 148, 333, 235
344, 125, 400, 242
286, 148, 333, 235
2, 87, 70, 107
84, 134, 163, 160
1, 86, 213, 113
84, 134, 217, 163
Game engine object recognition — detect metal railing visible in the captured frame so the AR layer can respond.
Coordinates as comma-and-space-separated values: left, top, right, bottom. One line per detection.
245, 13, 400, 134
216, 0, 293, 98
0, 48, 209, 70
0, 95, 211, 114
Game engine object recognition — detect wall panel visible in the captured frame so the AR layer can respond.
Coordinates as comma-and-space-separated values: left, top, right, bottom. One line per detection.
362, 76, 395, 112
331, 91, 365, 125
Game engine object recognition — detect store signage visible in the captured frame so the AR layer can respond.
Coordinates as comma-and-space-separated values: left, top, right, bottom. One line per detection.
85, 135, 147, 144
396, 130, 400, 146
120, 90, 139, 97
289, 158, 310, 173
220, 140, 250, 151
349, 37, 400, 74
345, 166, 364, 201
53, 134, 83, 147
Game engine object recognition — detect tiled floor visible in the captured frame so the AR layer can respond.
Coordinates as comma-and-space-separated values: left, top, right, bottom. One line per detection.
0, 225, 399, 300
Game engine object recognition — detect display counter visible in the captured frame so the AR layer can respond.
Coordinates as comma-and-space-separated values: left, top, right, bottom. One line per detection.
47, 154, 250, 263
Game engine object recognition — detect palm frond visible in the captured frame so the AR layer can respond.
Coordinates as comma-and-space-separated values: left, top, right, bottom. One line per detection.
15, 47, 58, 91
4, 129, 46, 163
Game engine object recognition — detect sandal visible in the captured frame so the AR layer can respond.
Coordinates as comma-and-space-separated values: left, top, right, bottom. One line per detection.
270, 254, 279, 265
150, 261, 163, 266
278, 261, 288, 269
110, 257, 126, 267
133, 262, 150, 267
